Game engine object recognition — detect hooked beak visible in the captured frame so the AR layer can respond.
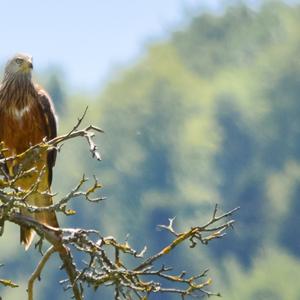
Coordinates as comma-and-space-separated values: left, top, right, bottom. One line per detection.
21, 60, 33, 73
28, 61, 33, 69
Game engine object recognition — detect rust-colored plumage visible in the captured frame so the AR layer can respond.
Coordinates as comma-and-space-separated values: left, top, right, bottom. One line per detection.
0, 53, 58, 249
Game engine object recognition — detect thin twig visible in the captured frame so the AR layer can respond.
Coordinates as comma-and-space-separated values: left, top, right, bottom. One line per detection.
28, 246, 56, 300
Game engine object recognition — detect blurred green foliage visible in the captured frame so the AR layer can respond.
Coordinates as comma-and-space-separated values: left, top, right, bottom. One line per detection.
2, 1, 300, 299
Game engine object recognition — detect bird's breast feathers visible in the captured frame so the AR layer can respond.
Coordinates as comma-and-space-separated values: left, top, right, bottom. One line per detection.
0, 95, 46, 153
10, 103, 32, 120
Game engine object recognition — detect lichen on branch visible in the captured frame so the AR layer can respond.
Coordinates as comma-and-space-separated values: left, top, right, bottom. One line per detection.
0, 110, 238, 300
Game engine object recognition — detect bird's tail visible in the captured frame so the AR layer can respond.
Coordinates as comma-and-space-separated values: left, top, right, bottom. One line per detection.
20, 192, 59, 250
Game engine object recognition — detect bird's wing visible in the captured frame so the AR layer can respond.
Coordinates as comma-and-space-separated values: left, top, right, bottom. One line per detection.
36, 86, 58, 185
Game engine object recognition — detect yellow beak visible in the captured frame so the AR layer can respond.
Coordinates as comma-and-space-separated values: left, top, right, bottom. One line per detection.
21, 61, 33, 73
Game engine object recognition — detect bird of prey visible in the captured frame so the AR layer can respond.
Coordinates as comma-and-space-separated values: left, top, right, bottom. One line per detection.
0, 53, 59, 249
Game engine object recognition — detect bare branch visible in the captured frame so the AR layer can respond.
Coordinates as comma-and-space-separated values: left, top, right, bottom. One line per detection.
0, 279, 18, 288
28, 246, 56, 300
0, 114, 238, 300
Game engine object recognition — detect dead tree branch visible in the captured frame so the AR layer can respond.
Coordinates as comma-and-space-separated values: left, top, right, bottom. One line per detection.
0, 112, 238, 300
28, 246, 56, 300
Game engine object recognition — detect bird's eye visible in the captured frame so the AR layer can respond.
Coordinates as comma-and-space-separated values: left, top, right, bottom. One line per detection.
15, 58, 23, 65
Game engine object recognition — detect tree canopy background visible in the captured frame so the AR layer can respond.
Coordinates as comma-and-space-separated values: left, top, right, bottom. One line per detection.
1, 1, 300, 299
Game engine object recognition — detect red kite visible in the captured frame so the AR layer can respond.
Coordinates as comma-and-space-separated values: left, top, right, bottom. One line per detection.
0, 53, 59, 249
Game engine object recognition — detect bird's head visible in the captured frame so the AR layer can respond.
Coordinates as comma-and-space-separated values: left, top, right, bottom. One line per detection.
4, 53, 33, 80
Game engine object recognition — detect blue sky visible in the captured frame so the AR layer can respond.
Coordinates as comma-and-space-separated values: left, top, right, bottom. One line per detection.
0, 0, 296, 90
0, 0, 224, 90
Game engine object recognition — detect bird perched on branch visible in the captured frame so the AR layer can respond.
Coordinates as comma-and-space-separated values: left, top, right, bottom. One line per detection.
0, 53, 59, 249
